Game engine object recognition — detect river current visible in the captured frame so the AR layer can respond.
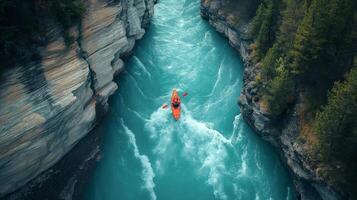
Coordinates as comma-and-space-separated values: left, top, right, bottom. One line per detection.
84, 0, 295, 199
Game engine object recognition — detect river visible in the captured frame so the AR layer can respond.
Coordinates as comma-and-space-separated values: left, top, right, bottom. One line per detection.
83, 0, 295, 199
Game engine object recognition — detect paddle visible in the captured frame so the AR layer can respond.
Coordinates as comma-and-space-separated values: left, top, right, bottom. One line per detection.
162, 92, 188, 109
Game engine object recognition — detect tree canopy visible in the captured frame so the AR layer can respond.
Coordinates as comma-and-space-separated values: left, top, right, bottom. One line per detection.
250, 0, 357, 196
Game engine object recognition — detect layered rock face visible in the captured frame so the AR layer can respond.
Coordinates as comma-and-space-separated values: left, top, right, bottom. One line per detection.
0, 0, 154, 197
201, 0, 343, 199
200, 0, 252, 62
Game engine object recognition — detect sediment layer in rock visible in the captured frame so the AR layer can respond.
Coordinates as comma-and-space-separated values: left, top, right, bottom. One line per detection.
200, 0, 344, 199
0, 0, 155, 197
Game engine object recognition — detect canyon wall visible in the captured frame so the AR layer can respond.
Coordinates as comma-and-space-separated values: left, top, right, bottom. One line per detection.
0, 0, 155, 197
200, 0, 344, 199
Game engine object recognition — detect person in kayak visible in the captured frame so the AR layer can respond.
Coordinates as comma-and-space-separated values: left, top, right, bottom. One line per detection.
172, 97, 180, 108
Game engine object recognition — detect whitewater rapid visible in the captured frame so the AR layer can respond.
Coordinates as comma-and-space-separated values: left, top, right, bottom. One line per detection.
84, 0, 295, 199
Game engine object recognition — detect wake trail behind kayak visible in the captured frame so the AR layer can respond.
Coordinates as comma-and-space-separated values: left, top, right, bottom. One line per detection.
83, 0, 295, 199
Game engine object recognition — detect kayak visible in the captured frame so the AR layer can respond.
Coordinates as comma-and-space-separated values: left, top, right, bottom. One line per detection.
171, 89, 181, 120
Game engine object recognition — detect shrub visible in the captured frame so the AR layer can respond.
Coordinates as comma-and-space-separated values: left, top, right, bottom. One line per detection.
313, 64, 357, 197
263, 59, 295, 116
0, 0, 87, 69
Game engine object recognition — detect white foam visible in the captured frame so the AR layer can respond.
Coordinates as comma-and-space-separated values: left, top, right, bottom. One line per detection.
116, 94, 147, 121
286, 187, 291, 200
203, 79, 240, 113
145, 108, 174, 175
254, 144, 263, 171
145, 106, 233, 199
229, 114, 243, 144
127, 107, 146, 120
238, 149, 248, 177
126, 72, 152, 101
206, 55, 225, 98
255, 193, 261, 200
121, 120, 157, 200
133, 56, 152, 78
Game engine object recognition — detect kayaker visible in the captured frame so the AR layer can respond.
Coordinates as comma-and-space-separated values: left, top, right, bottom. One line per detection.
172, 97, 180, 108
165, 89, 183, 120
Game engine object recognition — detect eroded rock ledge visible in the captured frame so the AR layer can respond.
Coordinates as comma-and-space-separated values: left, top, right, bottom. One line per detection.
0, 0, 155, 198
200, 0, 344, 199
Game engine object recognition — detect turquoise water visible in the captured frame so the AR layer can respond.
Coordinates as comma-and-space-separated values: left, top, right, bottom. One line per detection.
84, 0, 295, 199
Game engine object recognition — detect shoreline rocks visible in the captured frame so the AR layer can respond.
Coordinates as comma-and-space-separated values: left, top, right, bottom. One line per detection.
0, 0, 155, 198
200, 0, 344, 199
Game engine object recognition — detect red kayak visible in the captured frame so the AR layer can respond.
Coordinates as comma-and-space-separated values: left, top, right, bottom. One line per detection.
171, 89, 181, 120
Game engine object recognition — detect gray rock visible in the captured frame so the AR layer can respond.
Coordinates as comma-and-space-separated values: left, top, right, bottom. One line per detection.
200, 0, 253, 62
0, 0, 155, 197
112, 58, 125, 76
201, 0, 345, 199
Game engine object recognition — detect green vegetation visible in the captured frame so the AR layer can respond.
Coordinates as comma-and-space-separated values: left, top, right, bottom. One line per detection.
314, 61, 357, 198
45, 0, 86, 29
0, 0, 86, 69
249, 0, 357, 196
291, 0, 355, 86
250, 0, 280, 60
221, 0, 262, 24
251, 0, 305, 116
262, 57, 295, 115
45, 0, 87, 45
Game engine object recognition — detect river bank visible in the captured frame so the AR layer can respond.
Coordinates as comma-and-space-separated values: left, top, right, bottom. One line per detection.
83, 0, 295, 199
1, 0, 155, 198
2, 0, 303, 199
200, 0, 344, 199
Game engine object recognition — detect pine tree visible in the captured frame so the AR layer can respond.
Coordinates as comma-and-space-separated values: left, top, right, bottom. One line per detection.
276, 0, 304, 54
264, 58, 295, 115
314, 61, 357, 196
291, 0, 356, 82
315, 65, 357, 162
250, 3, 266, 37
250, 0, 280, 60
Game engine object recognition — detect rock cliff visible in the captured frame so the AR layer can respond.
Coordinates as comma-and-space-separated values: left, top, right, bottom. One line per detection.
0, 0, 155, 197
200, 0, 344, 199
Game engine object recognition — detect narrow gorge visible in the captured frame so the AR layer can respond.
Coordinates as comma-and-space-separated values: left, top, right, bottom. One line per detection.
1, 0, 355, 199
201, 0, 356, 199
83, 0, 294, 199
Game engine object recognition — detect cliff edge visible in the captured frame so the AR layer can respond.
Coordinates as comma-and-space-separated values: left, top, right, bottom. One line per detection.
200, 0, 345, 199
0, 0, 155, 198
